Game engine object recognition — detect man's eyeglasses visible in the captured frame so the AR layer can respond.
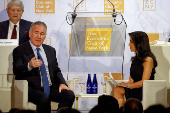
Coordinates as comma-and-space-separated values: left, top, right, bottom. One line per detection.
34, 32, 46, 37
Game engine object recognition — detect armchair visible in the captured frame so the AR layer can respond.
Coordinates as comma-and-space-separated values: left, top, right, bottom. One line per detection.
106, 80, 167, 110
13, 80, 74, 110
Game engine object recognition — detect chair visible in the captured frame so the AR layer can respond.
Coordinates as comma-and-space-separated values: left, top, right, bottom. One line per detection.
0, 74, 13, 112
13, 80, 74, 110
106, 80, 167, 110
0, 46, 17, 112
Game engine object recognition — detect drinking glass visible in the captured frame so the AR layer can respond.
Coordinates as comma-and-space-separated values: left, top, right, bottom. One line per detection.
78, 76, 85, 93
163, 28, 170, 42
101, 76, 107, 94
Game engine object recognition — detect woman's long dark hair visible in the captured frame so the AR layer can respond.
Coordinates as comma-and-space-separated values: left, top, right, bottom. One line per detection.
129, 31, 157, 68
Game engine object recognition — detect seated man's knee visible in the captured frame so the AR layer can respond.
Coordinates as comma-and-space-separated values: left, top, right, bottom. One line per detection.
39, 94, 50, 104
62, 90, 75, 102
67, 90, 75, 100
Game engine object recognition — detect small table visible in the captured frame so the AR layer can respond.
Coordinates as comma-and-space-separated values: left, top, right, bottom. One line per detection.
74, 93, 101, 109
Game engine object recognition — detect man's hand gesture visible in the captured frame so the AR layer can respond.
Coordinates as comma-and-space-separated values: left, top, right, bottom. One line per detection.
29, 56, 42, 68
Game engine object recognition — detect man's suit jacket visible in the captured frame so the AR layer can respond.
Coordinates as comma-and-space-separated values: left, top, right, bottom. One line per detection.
0, 19, 32, 45
13, 41, 66, 90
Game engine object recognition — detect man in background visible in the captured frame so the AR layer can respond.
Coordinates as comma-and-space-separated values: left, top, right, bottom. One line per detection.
0, 0, 32, 45
13, 21, 75, 113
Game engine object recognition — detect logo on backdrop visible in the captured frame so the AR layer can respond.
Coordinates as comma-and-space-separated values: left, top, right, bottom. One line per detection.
143, 0, 156, 11
4, 0, 10, 9
104, 0, 124, 15
84, 28, 112, 51
73, 78, 85, 92
35, 0, 55, 13
73, 0, 86, 11
44, 38, 51, 45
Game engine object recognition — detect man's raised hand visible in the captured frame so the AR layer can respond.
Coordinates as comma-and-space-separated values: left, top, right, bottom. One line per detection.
29, 56, 43, 68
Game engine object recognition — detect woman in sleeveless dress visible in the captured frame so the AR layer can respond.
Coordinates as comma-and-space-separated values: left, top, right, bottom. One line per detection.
112, 31, 157, 108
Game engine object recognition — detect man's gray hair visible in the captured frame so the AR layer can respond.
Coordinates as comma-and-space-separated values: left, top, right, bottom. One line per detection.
30, 21, 47, 33
7, 0, 24, 10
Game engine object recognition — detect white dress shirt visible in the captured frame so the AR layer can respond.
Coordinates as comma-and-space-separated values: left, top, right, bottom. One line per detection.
28, 40, 52, 87
7, 20, 20, 44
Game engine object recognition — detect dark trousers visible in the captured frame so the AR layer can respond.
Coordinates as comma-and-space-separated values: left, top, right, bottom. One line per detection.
28, 86, 75, 113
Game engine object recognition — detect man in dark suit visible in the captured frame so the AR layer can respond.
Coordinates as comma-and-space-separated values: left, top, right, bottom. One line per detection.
13, 21, 75, 113
0, 0, 32, 45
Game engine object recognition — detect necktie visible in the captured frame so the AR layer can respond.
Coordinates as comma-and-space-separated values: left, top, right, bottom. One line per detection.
36, 48, 50, 96
11, 25, 17, 39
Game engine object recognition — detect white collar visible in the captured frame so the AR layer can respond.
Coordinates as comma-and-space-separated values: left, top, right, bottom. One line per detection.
9, 20, 20, 28
29, 40, 43, 52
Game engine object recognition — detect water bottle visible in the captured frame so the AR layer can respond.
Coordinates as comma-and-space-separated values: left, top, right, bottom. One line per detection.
86, 73, 92, 94
92, 73, 98, 94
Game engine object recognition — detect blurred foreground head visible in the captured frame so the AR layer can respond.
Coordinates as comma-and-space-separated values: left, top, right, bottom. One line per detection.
57, 107, 81, 113
98, 95, 119, 113
122, 98, 143, 113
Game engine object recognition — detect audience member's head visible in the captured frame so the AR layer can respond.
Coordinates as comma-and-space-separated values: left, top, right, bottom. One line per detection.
119, 106, 123, 113
167, 106, 170, 113
89, 105, 106, 113
98, 95, 119, 113
18, 110, 37, 113
9, 108, 37, 113
9, 108, 21, 113
57, 107, 81, 113
144, 104, 168, 113
122, 98, 143, 113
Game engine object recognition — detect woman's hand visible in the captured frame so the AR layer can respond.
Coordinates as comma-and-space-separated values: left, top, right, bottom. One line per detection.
120, 82, 128, 87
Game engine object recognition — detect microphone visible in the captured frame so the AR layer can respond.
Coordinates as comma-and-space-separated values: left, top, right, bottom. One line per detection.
112, 9, 117, 23
72, 12, 77, 20
107, 0, 116, 22
71, 12, 77, 24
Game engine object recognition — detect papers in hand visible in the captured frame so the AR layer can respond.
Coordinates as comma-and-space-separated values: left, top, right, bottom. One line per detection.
109, 72, 130, 88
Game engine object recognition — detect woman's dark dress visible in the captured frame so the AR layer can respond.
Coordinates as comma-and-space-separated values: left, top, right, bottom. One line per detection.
124, 57, 156, 101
